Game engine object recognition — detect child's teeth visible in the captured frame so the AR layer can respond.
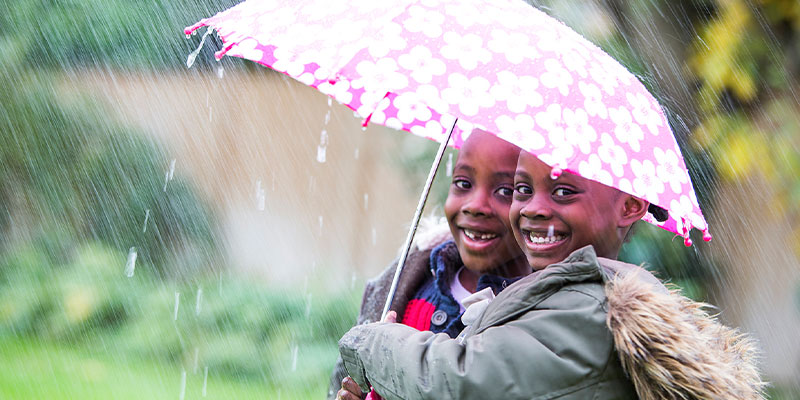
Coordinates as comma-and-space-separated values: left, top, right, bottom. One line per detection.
464, 230, 497, 240
529, 232, 565, 244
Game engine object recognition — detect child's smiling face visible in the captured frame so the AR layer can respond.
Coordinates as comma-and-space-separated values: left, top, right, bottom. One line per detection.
444, 131, 528, 277
511, 151, 647, 270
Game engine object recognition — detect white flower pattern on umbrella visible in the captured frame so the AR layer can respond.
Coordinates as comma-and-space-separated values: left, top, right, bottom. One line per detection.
597, 133, 628, 177
490, 71, 543, 113
578, 81, 607, 119
415, 84, 449, 114
630, 159, 664, 204
444, 2, 486, 28
232, 38, 263, 62
441, 73, 495, 116
653, 147, 689, 193
398, 46, 446, 84
318, 78, 354, 105
562, 48, 589, 79
669, 195, 694, 233
627, 92, 663, 136
394, 92, 433, 124
272, 47, 307, 77
368, 22, 407, 58
609, 106, 644, 152
563, 108, 597, 154
187, 0, 708, 240
403, 5, 445, 38
536, 104, 575, 162
589, 62, 618, 96
354, 58, 409, 92
578, 154, 614, 187
410, 119, 445, 141
440, 31, 492, 71
488, 29, 539, 64
495, 114, 543, 149
540, 58, 573, 96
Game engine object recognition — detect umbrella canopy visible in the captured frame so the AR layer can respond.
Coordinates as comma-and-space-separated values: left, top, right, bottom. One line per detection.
185, 0, 710, 243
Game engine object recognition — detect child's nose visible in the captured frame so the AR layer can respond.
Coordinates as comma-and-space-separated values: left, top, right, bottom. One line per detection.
520, 195, 552, 219
462, 190, 492, 216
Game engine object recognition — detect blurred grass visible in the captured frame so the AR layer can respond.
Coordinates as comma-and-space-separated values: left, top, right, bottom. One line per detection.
0, 243, 361, 399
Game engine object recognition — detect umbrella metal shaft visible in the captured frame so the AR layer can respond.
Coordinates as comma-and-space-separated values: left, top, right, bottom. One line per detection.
381, 118, 458, 321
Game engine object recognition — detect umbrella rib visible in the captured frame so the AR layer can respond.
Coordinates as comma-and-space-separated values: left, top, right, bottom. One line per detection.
381, 118, 458, 321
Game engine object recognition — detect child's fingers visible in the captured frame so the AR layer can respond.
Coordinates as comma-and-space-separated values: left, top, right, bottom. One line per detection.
382, 310, 397, 323
340, 376, 363, 397
337, 388, 362, 400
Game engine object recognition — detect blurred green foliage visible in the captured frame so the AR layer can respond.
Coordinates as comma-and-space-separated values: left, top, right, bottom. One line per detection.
0, 242, 360, 395
0, 69, 217, 276
0, 0, 239, 70
687, 0, 800, 252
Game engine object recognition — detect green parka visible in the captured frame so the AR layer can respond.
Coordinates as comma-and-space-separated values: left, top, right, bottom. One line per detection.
339, 246, 764, 400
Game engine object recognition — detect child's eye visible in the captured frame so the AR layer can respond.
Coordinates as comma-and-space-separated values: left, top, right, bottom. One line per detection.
514, 184, 532, 195
495, 186, 514, 197
453, 179, 471, 190
553, 187, 576, 197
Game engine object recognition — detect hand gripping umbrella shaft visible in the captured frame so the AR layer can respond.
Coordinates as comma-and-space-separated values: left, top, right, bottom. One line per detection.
381, 119, 457, 321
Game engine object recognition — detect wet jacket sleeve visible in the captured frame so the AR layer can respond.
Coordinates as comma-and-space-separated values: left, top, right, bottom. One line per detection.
338, 289, 615, 400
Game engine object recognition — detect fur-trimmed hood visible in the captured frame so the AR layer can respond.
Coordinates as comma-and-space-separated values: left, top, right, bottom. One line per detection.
604, 264, 766, 400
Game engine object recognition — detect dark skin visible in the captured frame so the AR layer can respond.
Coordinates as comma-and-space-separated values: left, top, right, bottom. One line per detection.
337, 132, 531, 399
510, 151, 648, 270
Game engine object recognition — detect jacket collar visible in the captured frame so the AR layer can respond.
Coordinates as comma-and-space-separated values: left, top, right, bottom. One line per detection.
471, 245, 603, 333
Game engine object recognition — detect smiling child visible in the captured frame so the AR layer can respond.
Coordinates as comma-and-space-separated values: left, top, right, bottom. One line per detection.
337, 150, 764, 400
328, 130, 530, 400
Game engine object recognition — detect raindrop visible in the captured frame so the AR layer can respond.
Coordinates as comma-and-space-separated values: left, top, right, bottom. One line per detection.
173, 292, 181, 321
316, 129, 328, 163
547, 224, 554, 239
372, 228, 377, 245
354, 147, 360, 159
291, 344, 299, 371
324, 109, 331, 125
445, 153, 453, 177
179, 369, 187, 400
305, 293, 312, 318
125, 247, 137, 278
168, 159, 176, 181
202, 367, 208, 397
351, 272, 357, 289
142, 209, 150, 233
186, 28, 212, 68
195, 286, 203, 316
163, 171, 170, 192
256, 180, 266, 211
216, 65, 224, 79
318, 215, 323, 234
363, 193, 369, 210
327, 96, 332, 107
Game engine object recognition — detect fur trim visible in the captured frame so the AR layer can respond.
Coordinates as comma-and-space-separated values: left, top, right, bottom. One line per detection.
405, 215, 453, 254
606, 272, 766, 400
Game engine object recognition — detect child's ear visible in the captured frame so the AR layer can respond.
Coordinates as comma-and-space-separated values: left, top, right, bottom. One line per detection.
619, 195, 648, 227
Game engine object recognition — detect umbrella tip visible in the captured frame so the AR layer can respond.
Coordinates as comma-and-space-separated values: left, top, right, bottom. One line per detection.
550, 167, 562, 180
702, 229, 712, 242
683, 237, 693, 247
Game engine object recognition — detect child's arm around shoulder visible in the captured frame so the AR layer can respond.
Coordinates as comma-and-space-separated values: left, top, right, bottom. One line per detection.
339, 287, 618, 400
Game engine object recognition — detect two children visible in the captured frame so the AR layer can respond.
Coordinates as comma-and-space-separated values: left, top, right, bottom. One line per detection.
328, 130, 531, 399
337, 148, 765, 399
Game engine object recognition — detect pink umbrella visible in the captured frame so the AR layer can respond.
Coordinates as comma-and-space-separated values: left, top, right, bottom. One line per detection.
185, 0, 711, 314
